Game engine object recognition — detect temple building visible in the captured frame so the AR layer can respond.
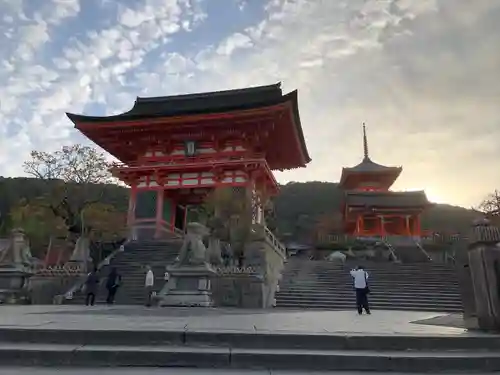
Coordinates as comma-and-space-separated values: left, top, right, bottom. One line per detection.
339, 124, 432, 237
67, 83, 311, 240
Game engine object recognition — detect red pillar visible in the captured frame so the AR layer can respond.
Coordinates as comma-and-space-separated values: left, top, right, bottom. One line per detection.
127, 186, 137, 226
380, 216, 386, 237
127, 186, 137, 240
170, 198, 177, 233
183, 205, 188, 232
155, 189, 164, 239
405, 215, 411, 236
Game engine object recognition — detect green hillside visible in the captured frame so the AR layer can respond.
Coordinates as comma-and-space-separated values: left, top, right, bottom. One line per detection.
0, 177, 479, 241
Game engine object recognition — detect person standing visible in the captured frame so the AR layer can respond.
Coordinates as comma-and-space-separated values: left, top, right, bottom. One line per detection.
84, 267, 99, 306
105, 267, 121, 305
145, 265, 155, 307
350, 265, 371, 315
163, 266, 170, 284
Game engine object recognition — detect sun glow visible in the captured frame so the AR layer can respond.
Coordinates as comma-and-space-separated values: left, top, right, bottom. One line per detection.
408, 188, 447, 204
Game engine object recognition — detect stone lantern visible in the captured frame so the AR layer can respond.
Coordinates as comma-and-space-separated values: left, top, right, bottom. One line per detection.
0, 229, 35, 303
467, 218, 500, 330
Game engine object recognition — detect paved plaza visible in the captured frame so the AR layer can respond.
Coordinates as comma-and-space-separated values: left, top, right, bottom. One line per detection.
3, 369, 499, 375
0, 306, 498, 372
0, 305, 473, 336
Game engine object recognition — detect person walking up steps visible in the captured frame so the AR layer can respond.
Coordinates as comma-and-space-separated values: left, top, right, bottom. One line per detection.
145, 265, 155, 307
105, 267, 121, 305
350, 265, 371, 315
84, 267, 99, 306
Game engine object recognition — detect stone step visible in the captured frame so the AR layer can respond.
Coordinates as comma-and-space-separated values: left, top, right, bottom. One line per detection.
275, 291, 462, 300
277, 258, 462, 312
284, 271, 458, 277
69, 240, 182, 305
0, 342, 496, 371
274, 301, 463, 313
274, 297, 463, 307
9, 326, 496, 350
282, 280, 459, 286
278, 289, 461, 299
285, 263, 457, 267
280, 281, 459, 292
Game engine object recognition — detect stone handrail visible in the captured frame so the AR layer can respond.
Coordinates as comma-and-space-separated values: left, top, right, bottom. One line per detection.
381, 239, 399, 262
323, 233, 464, 245
129, 219, 184, 241
34, 264, 85, 277
251, 224, 286, 259
414, 239, 432, 261
61, 240, 129, 301
216, 266, 258, 275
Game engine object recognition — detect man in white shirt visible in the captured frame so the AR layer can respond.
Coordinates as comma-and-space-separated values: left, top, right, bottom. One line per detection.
164, 266, 170, 283
145, 265, 154, 307
350, 265, 371, 315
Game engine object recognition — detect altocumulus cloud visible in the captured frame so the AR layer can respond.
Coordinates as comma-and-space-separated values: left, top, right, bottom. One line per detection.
0, 0, 499, 207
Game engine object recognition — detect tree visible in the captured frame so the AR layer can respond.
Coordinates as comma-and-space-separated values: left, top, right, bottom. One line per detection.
22, 145, 114, 240
477, 190, 500, 226
9, 198, 66, 258
314, 212, 342, 243
81, 202, 127, 264
202, 187, 256, 267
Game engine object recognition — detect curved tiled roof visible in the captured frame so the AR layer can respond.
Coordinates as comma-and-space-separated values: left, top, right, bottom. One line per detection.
67, 83, 311, 168
342, 156, 402, 174
345, 190, 431, 208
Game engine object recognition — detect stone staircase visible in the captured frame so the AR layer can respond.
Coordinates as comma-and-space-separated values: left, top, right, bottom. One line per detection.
275, 259, 463, 312
381, 236, 432, 263
69, 239, 182, 305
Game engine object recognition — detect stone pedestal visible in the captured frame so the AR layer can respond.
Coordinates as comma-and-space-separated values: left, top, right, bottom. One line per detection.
0, 229, 35, 304
0, 265, 33, 304
158, 263, 217, 307
466, 219, 500, 331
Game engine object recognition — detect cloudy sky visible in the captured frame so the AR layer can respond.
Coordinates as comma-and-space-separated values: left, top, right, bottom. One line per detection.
0, 0, 498, 208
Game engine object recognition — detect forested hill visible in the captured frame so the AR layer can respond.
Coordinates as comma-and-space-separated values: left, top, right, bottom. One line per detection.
0, 178, 479, 241
273, 182, 479, 240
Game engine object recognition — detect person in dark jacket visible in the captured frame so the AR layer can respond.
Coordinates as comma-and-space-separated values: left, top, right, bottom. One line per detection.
84, 267, 99, 306
105, 267, 121, 305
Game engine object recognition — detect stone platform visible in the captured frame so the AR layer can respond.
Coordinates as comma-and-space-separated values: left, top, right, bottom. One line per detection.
0, 305, 499, 372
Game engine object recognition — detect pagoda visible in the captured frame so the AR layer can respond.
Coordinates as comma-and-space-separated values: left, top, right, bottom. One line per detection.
339, 124, 431, 237
67, 83, 310, 240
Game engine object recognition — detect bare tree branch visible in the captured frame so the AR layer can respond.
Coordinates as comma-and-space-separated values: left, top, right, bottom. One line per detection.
22, 144, 114, 238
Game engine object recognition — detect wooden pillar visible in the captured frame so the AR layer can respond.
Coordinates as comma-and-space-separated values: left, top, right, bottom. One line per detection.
170, 198, 177, 233
355, 215, 361, 235
359, 215, 365, 235
380, 216, 386, 236
183, 204, 189, 233
416, 214, 421, 236
155, 189, 164, 239
127, 186, 137, 227
127, 186, 137, 240
405, 215, 411, 236
411, 215, 416, 236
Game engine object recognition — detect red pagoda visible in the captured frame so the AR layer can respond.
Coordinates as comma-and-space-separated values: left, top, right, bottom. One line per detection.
339, 124, 431, 237
67, 83, 310, 240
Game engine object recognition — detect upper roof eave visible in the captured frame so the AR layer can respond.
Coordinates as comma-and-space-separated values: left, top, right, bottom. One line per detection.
341, 158, 403, 174
339, 160, 402, 187
345, 190, 432, 207
68, 84, 311, 169
285, 89, 311, 164
66, 82, 285, 124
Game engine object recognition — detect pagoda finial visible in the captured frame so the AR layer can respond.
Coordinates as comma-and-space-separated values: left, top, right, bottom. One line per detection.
362, 122, 370, 161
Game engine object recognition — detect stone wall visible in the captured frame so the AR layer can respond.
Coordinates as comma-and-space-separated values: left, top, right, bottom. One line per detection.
212, 273, 264, 308
28, 274, 82, 304
211, 226, 286, 308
